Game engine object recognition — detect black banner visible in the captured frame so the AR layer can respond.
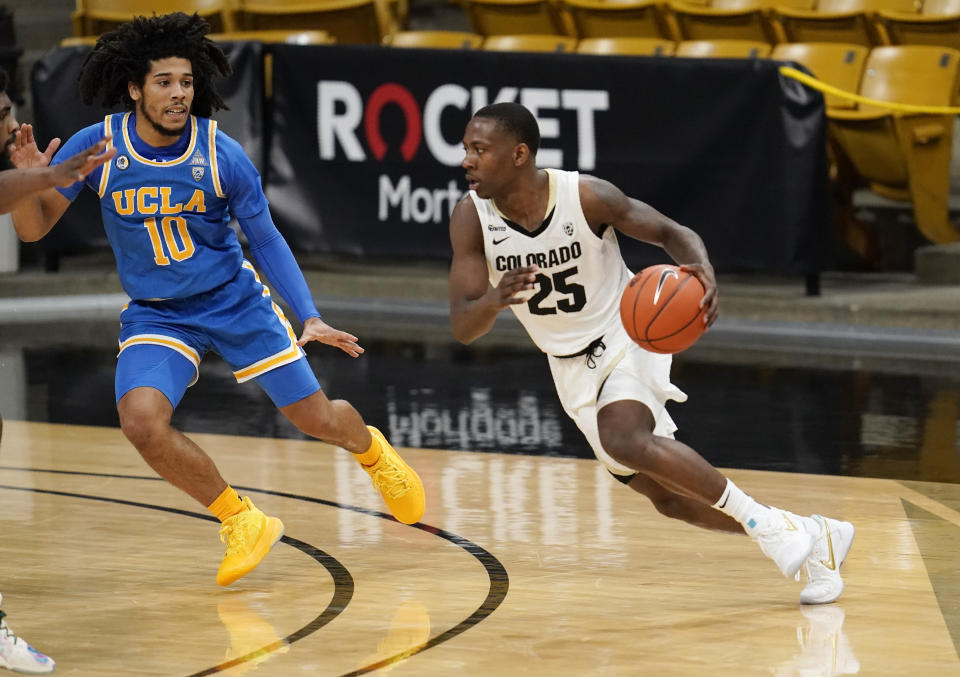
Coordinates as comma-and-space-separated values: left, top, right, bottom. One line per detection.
268, 45, 830, 273
30, 41, 264, 257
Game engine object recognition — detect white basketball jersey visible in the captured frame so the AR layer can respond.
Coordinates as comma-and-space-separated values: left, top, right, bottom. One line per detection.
471, 169, 633, 355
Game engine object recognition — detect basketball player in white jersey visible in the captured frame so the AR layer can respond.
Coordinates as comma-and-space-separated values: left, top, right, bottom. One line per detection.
448, 102, 854, 604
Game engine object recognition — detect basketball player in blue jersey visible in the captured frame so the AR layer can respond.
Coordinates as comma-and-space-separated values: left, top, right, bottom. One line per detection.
9, 12, 425, 587
448, 102, 854, 605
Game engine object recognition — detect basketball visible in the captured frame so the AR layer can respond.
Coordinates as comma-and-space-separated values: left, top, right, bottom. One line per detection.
619, 264, 707, 354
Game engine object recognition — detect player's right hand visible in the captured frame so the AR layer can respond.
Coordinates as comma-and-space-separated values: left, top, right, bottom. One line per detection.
10, 123, 57, 169
50, 137, 115, 187
495, 265, 538, 307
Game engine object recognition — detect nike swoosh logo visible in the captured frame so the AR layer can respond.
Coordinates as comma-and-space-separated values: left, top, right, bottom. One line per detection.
492, 236, 510, 245
820, 521, 837, 570
653, 268, 679, 304
782, 512, 798, 531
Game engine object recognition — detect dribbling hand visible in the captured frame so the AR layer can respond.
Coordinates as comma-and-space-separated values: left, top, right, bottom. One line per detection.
495, 265, 539, 307
297, 316, 365, 358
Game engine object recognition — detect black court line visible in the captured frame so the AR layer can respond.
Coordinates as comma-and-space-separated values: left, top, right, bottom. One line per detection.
0, 466, 510, 675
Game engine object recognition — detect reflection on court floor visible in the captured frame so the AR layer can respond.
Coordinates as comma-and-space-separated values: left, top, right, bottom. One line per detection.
1, 421, 958, 675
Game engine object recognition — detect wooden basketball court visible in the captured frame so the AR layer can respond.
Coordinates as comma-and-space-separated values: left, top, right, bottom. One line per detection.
1, 420, 957, 675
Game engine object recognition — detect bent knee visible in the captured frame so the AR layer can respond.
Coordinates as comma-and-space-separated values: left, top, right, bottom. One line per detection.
598, 427, 658, 469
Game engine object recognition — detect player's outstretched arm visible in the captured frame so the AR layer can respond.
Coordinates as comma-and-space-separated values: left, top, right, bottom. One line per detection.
448, 196, 537, 344
6, 124, 109, 240
579, 174, 719, 327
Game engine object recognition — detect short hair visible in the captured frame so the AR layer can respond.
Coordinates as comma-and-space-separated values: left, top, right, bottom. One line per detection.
0, 67, 8, 96
472, 102, 540, 156
78, 12, 231, 118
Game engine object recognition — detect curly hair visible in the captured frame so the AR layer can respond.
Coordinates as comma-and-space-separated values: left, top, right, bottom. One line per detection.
78, 12, 231, 118
0, 66, 8, 96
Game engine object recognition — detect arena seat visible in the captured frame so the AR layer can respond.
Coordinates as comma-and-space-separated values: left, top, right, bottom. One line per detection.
874, 0, 960, 49
207, 29, 335, 44
770, 41, 868, 108
234, 0, 384, 44
383, 30, 484, 48
562, 0, 678, 40
72, 0, 235, 36
482, 33, 579, 51
771, 0, 915, 45
461, 0, 570, 36
828, 45, 960, 245
668, 0, 781, 43
675, 37, 771, 55
576, 36, 677, 54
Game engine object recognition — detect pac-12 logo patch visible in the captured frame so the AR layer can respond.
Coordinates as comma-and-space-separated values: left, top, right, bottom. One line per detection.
192, 166, 205, 181
115, 155, 129, 170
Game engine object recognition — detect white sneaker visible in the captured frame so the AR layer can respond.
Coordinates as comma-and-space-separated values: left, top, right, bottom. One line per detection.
752, 510, 816, 578
0, 596, 55, 674
799, 514, 855, 605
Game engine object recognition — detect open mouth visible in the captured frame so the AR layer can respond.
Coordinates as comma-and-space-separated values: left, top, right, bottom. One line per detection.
165, 106, 187, 121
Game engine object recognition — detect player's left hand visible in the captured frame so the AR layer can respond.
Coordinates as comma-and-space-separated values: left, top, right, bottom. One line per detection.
679, 262, 719, 328
297, 316, 365, 357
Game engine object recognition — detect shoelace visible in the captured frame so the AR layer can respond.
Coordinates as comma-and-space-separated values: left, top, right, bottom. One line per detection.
370, 462, 410, 499
0, 618, 22, 647
219, 519, 249, 556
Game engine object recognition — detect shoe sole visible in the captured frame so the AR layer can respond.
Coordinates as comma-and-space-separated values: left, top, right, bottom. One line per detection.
217, 517, 286, 586
368, 426, 425, 524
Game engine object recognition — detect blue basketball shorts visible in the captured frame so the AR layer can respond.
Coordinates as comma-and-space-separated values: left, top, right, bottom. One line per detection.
115, 260, 321, 409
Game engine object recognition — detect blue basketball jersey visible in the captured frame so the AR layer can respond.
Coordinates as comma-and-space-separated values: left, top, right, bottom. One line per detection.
94, 113, 241, 300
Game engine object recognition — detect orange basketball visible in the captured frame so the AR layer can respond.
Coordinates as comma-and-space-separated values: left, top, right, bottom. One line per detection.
619, 264, 707, 354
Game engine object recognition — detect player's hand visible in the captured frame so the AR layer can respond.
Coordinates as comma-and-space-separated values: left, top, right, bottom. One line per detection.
494, 265, 538, 307
10, 123, 57, 169
48, 137, 115, 187
297, 316, 365, 358
680, 262, 719, 327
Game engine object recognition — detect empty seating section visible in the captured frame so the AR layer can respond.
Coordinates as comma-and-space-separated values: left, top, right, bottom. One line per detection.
482, 34, 579, 51
234, 0, 384, 44
675, 37, 772, 54
874, 0, 960, 48
564, 0, 678, 40
577, 36, 677, 54
828, 46, 960, 244
461, 0, 569, 36
668, 0, 778, 43
384, 30, 484, 48
72, 0, 235, 35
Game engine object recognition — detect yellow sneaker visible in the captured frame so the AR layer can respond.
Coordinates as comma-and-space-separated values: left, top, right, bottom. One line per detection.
216, 497, 285, 586
360, 426, 425, 524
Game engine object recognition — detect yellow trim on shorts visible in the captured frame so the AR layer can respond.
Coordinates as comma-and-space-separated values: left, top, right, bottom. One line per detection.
117, 333, 201, 369
232, 262, 303, 383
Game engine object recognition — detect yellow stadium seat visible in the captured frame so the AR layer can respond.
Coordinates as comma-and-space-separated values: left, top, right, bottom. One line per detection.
383, 30, 484, 48
770, 42, 868, 109
207, 29, 335, 44
72, 0, 235, 36
668, 0, 780, 43
828, 45, 960, 246
482, 34, 579, 51
234, 0, 384, 44
577, 36, 677, 54
461, 0, 570, 36
562, 0, 678, 40
874, 0, 960, 49
675, 37, 771, 55
771, 0, 915, 45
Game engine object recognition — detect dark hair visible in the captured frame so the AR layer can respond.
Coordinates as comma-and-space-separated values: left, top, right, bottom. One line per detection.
78, 12, 231, 117
472, 102, 540, 155
0, 66, 8, 95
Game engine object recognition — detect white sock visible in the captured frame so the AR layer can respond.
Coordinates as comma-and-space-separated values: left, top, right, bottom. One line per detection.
712, 478, 771, 536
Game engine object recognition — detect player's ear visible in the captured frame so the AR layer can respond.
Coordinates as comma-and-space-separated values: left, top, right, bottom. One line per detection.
127, 81, 141, 103
513, 143, 530, 166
